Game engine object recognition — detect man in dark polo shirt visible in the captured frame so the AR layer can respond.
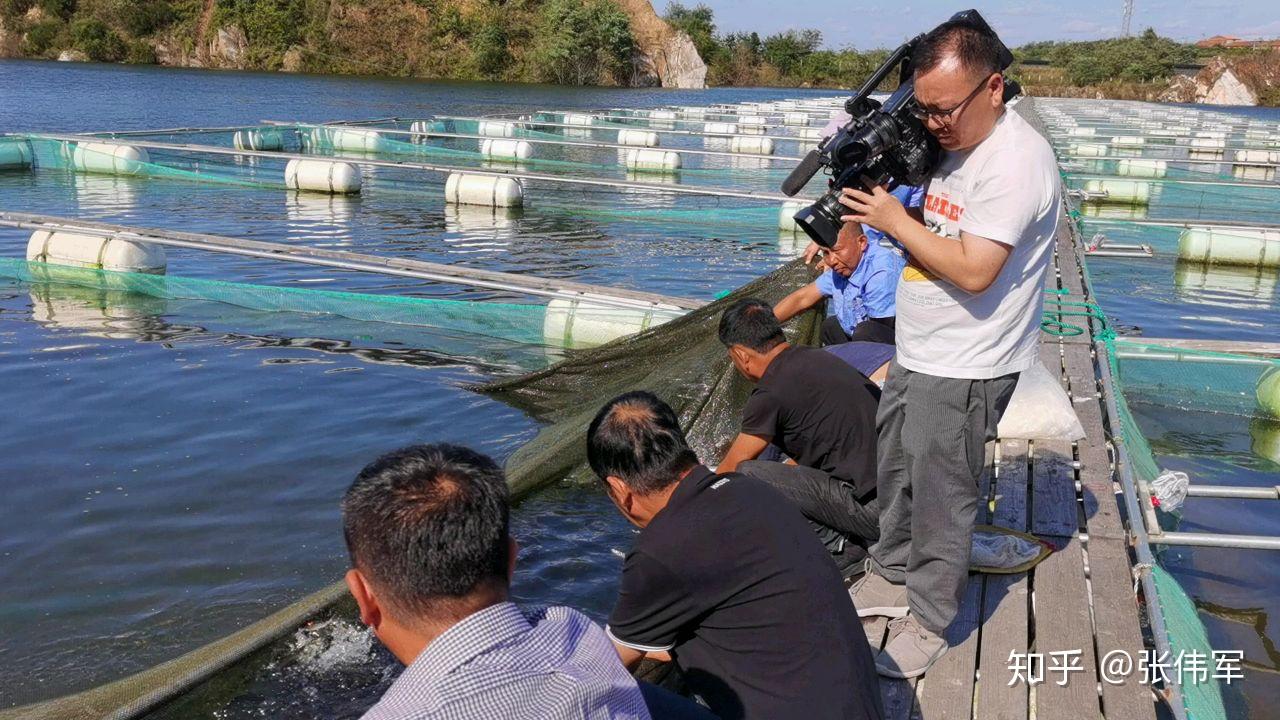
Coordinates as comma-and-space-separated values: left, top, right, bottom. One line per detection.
717, 298, 882, 574
587, 390, 883, 720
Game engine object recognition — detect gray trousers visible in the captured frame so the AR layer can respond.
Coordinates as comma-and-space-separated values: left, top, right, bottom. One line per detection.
737, 460, 880, 554
869, 363, 1018, 634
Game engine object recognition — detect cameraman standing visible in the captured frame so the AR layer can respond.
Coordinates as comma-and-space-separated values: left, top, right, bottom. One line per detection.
839, 19, 1060, 678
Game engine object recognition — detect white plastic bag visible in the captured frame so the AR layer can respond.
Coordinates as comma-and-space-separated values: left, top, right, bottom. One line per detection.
996, 362, 1086, 441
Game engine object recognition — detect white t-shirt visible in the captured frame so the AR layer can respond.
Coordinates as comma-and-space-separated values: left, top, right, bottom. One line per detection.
894, 109, 1061, 380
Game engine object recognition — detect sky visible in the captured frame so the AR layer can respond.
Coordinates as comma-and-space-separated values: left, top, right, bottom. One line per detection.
672, 0, 1280, 50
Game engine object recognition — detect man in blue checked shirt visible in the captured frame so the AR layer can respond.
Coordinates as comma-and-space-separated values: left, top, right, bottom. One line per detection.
343, 443, 712, 720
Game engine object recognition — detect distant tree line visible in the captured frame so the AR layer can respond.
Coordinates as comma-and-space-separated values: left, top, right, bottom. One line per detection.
0, 0, 638, 85
1015, 29, 1200, 86
664, 2, 889, 87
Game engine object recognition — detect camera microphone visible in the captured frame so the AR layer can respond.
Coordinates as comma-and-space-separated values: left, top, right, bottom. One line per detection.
781, 149, 825, 197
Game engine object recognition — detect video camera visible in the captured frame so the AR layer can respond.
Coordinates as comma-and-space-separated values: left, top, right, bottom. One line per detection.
780, 9, 1018, 248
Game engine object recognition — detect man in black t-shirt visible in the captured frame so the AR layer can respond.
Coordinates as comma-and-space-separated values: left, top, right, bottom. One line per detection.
718, 298, 882, 575
587, 391, 883, 720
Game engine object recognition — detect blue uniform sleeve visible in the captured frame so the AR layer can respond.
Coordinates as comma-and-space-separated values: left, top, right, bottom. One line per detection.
814, 269, 836, 298
897, 184, 925, 209
861, 256, 900, 318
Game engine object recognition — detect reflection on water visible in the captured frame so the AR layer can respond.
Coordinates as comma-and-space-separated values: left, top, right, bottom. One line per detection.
29, 283, 170, 340
442, 204, 520, 254
1250, 417, 1280, 466
1174, 261, 1279, 311
284, 191, 361, 247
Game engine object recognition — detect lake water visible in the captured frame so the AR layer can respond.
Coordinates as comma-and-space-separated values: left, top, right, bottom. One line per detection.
1, 60, 1278, 718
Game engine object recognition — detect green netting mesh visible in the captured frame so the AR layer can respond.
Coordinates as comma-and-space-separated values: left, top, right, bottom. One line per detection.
299, 124, 787, 180
1152, 564, 1231, 720
0, 258, 550, 347
0, 258, 819, 720
28, 139, 284, 190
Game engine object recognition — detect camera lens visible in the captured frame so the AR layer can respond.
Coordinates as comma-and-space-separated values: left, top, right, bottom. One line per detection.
793, 192, 845, 249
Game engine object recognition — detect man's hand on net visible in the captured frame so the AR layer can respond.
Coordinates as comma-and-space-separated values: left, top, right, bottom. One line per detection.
803, 241, 823, 266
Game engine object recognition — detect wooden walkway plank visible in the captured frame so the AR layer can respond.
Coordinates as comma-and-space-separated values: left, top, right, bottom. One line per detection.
1031, 535, 1102, 720
1088, 536, 1159, 720
1062, 344, 1127, 540
976, 439, 1031, 720
1030, 439, 1079, 538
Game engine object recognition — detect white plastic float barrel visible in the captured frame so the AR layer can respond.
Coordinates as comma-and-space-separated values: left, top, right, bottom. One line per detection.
623, 149, 681, 171
444, 173, 525, 208
730, 136, 775, 155
1083, 179, 1151, 204
480, 138, 534, 161
330, 128, 387, 153
1112, 136, 1145, 146
1235, 149, 1280, 164
1195, 131, 1226, 139
778, 200, 808, 232
563, 113, 595, 127
1177, 227, 1280, 268
1189, 137, 1225, 158
1116, 159, 1167, 178
799, 126, 826, 140
1068, 127, 1096, 137
649, 110, 677, 121
72, 142, 150, 175
703, 122, 737, 135
1234, 165, 1276, 181
0, 140, 33, 170
1070, 143, 1108, 157
783, 112, 809, 126
543, 298, 682, 348
478, 120, 518, 138
233, 128, 283, 151
26, 230, 167, 274
1258, 367, 1280, 420
738, 116, 767, 135
680, 107, 706, 119
285, 159, 363, 194
617, 129, 659, 147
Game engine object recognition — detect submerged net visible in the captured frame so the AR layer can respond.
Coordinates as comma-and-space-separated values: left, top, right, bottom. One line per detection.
0, 258, 549, 347
0, 257, 820, 720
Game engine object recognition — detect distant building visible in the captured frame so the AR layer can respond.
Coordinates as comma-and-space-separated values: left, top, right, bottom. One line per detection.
1196, 35, 1280, 48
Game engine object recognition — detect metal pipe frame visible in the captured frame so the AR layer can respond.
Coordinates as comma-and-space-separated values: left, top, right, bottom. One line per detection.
264, 120, 805, 163
12, 132, 804, 204
412, 114, 814, 144
0, 211, 704, 313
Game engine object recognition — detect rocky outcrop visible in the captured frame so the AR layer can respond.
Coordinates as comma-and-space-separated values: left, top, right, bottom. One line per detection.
57, 50, 88, 62
613, 0, 706, 89
1161, 56, 1269, 106
208, 25, 248, 69
282, 46, 305, 72
0, 15, 21, 58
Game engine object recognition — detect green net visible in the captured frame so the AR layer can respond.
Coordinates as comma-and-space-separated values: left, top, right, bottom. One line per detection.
1152, 564, 1231, 720
28, 139, 284, 190
0, 258, 820, 720
0, 258, 550, 348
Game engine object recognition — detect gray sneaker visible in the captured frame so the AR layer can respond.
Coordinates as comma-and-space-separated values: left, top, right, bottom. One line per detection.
876, 615, 949, 678
849, 566, 909, 618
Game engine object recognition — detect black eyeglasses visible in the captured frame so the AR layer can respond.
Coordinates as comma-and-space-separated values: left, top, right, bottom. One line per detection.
909, 74, 994, 123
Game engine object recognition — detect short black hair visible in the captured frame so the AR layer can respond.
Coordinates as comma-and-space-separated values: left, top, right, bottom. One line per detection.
342, 444, 510, 617
718, 297, 785, 353
587, 390, 698, 495
912, 20, 1002, 79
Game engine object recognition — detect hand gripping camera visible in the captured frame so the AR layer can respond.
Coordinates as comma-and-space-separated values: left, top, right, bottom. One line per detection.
780, 9, 1018, 248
